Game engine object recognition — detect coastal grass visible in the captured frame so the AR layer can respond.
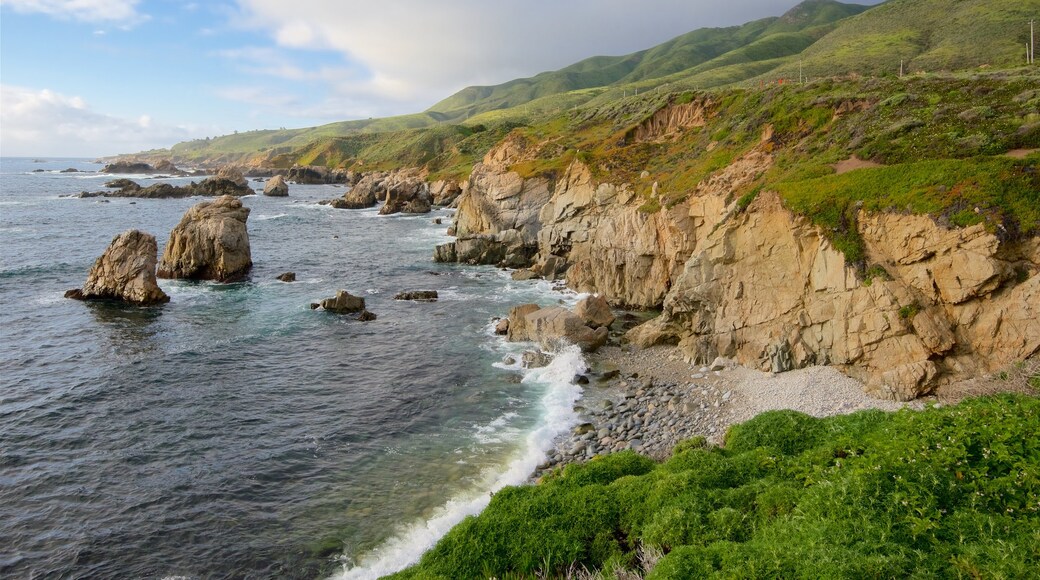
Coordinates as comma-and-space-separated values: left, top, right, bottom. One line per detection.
388, 395, 1040, 579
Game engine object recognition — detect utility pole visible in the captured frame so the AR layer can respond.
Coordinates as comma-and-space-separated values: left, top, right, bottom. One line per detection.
899, 59, 904, 78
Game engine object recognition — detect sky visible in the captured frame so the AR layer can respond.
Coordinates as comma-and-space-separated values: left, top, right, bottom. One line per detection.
0, 0, 884, 157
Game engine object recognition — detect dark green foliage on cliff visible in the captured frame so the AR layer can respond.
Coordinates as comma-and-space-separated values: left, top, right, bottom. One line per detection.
389, 395, 1040, 579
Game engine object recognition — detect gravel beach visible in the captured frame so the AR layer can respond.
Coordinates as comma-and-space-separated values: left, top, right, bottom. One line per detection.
534, 344, 929, 477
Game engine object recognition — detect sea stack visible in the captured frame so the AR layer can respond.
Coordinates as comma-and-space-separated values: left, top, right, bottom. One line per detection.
263, 174, 289, 197
66, 229, 169, 305
157, 195, 252, 282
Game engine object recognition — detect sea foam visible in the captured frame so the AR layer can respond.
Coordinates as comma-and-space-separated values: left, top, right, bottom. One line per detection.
332, 344, 586, 579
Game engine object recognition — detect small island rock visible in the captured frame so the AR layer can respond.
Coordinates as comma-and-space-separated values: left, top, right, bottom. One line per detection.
277, 271, 296, 282
66, 229, 169, 305
157, 195, 252, 282
263, 175, 289, 197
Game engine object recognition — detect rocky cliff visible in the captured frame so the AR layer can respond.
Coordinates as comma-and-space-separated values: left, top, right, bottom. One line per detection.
438, 124, 1039, 400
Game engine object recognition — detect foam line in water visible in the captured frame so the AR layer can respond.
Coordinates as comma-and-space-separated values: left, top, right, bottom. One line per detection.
332, 345, 586, 580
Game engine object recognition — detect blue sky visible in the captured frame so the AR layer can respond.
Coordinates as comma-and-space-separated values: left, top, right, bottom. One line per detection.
0, 0, 884, 157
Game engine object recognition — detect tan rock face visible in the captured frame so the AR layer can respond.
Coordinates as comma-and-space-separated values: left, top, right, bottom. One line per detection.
575, 295, 615, 328
157, 195, 252, 283
515, 306, 609, 353
70, 229, 169, 305
445, 126, 1039, 399
263, 175, 289, 197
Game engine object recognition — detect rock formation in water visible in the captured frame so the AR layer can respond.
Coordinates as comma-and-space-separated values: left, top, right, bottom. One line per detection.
276, 271, 296, 282
66, 229, 169, 305
312, 290, 376, 320
81, 167, 253, 199
157, 195, 252, 282
393, 290, 438, 301
263, 175, 289, 197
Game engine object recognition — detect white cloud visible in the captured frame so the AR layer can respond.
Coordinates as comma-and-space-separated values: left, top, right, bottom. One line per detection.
0, 85, 203, 157
233, 0, 879, 110
0, 0, 146, 24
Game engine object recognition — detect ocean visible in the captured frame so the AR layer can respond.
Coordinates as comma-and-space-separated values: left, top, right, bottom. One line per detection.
0, 158, 586, 578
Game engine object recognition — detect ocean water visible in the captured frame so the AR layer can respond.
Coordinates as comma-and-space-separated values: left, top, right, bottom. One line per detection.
0, 158, 585, 578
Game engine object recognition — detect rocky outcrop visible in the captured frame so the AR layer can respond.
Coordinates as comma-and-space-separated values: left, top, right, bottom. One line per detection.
318, 290, 365, 313
82, 168, 253, 199
263, 175, 289, 197
633, 192, 1040, 400
157, 196, 252, 282
99, 159, 184, 175
66, 230, 169, 305
430, 180, 463, 207
312, 290, 376, 320
286, 165, 353, 184
440, 115, 1040, 398
394, 290, 438, 301
506, 304, 609, 353
277, 271, 296, 282
380, 179, 432, 215
100, 161, 158, 174
575, 295, 615, 328
625, 97, 714, 143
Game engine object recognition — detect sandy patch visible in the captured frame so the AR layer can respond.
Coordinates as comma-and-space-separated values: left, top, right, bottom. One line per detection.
833, 155, 883, 174
1005, 148, 1038, 159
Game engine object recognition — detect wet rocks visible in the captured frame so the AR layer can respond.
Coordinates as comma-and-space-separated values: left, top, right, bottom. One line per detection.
393, 290, 438, 301
100, 161, 158, 174
157, 195, 252, 282
276, 272, 296, 282
66, 230, 169, 305
312, 290, 376, 320
263, 175, 289, 197
505, 303, 608, 353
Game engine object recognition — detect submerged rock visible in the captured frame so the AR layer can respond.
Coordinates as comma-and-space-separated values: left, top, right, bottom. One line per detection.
157, 195, 252, 282
393, 290, 438, 301
66, 229, 169, 305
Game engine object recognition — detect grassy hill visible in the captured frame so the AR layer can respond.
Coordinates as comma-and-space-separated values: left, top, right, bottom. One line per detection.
763, 0, 1040, 81
142, 0, 1038, 168
426, 0, 868, 120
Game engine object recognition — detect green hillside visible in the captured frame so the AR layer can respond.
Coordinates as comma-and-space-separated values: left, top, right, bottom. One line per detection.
764, 0, 1040, 81
427, 0, 868, 120
143, 0, 1039, 166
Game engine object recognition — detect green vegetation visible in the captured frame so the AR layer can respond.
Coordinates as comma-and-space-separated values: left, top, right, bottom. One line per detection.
390, 395, 1040, 579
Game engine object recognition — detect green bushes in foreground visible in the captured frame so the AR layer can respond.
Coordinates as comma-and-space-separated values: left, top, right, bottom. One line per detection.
388, 395, 1040, 579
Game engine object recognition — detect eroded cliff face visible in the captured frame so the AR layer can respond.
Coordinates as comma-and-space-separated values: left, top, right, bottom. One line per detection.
441, 130, 1038, 399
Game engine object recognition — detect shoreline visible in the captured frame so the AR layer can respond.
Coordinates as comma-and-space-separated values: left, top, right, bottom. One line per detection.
533, 343, 1039, 479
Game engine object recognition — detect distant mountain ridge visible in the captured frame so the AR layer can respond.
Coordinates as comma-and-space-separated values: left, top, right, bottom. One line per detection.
152, 0, 1037, 165
426, 0, 870, 120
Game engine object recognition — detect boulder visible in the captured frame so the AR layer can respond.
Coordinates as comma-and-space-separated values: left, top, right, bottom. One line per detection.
523, 306, 609, 352
430, 180, 463, 206
357, 310, 378, 322
157, 195, 252, 282
193, 167, 253, 197
153, 159, 183, 174
60, 168, 79, 173
319, 290, 366, 314
263, 175, 289, 197
277, 271, 296, 282
575, 295, 615, 328
393, 290, 438, 301
66, 230, 169, 305
506, 303, 542, 342
495, 318, 510, 335
379, 179, 432, 215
